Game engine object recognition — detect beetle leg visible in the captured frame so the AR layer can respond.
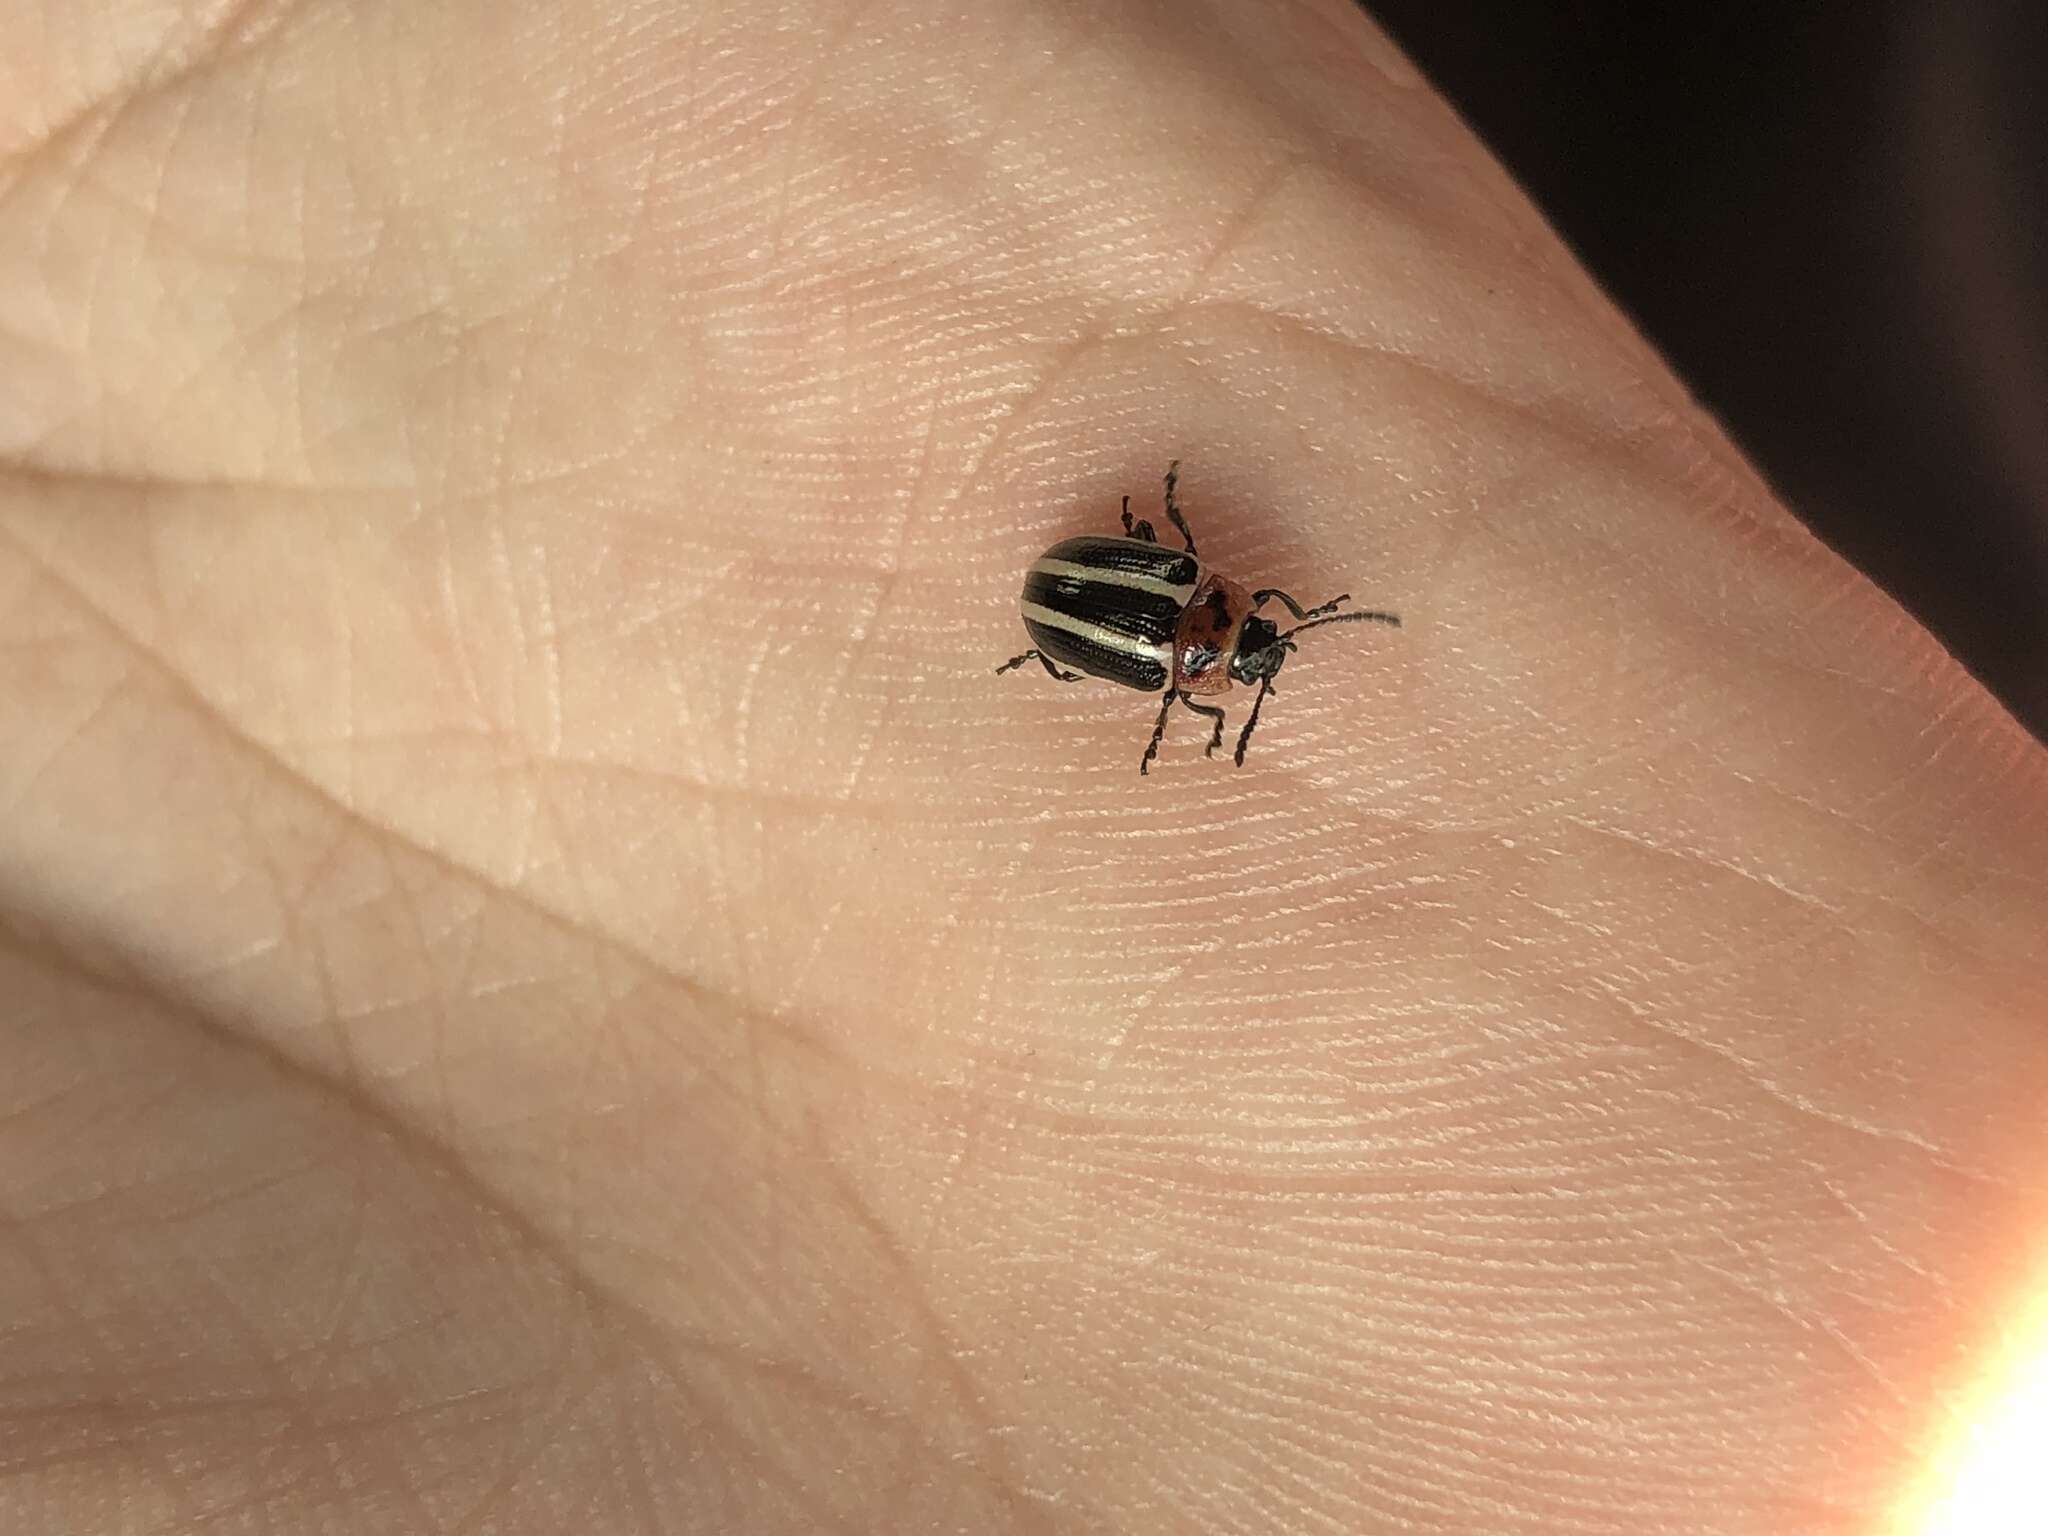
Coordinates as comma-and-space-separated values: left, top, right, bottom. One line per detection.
1139, 689, 1178, 775
1163, 460, 1197, 554
1254, 588, 1350, 622
997, 649, 1083, 682
1179, 695, 1228, 758
1233, 678, 1276, 766
1120, 496, 1159, 544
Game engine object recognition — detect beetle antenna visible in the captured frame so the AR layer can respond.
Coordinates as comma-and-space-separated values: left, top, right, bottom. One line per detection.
1233, 677, 1274, 766
1281, 609, 1400, 642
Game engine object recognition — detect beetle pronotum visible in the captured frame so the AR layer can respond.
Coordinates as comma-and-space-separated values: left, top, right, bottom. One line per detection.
998, 462, 1400, 773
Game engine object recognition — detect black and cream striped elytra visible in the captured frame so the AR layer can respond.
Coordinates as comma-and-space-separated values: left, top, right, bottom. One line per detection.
1020, 537, 1196, 693
999, 462, 1401, 775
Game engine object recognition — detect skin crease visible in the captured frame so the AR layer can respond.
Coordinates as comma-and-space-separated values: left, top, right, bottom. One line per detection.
0, 0, 2044, 1531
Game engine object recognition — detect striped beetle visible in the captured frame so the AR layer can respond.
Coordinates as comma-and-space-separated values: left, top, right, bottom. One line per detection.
999, 462, 1400, 774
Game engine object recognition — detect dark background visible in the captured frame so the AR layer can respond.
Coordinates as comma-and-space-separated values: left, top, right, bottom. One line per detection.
1366, 1, 2048, 741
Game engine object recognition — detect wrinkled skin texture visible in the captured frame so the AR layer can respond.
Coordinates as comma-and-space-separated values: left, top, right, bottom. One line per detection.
3, 2, 2046, 1532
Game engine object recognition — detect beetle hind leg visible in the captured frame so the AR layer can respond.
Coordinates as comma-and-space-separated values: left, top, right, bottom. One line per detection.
1179, 695, 1228, 758
1120, 495, 1159, 544
1163, 460, 1197, 554
997, 649, 1083, 682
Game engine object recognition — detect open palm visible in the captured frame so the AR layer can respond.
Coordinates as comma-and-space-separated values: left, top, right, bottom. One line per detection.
3, 3, 2044, 1531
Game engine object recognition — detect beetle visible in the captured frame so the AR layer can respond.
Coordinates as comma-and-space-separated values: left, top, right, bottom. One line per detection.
998, 462, 1400, 774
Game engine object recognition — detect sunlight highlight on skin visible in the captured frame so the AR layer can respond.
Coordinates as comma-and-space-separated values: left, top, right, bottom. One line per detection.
1906, 1282, 2048, 1536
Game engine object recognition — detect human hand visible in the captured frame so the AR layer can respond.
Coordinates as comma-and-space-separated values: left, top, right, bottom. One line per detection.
4, 2, 2044, 1531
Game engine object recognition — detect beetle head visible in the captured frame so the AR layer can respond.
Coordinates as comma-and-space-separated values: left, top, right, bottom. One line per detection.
1228, 607, 1402, 766
1227, 615, 1287, 687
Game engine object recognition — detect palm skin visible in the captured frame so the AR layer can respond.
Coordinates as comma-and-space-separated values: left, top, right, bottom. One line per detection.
2, 2, 2044, 1532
